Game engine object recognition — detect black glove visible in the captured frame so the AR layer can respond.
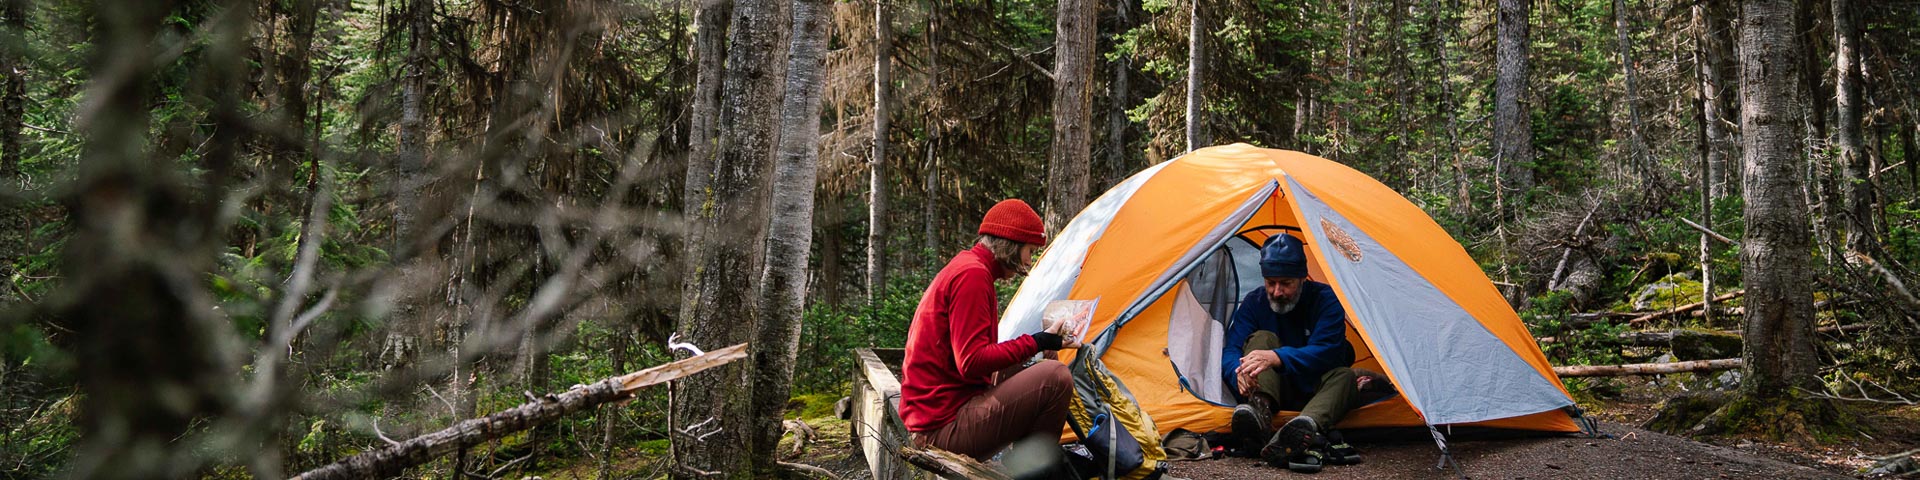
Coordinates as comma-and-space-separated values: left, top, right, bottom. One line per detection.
1032, 332, 1064, 351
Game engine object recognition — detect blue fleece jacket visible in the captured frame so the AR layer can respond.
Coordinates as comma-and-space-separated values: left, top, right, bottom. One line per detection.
1221, 280, 1354, 398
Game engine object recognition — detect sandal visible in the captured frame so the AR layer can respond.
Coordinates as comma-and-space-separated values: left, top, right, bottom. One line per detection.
1260, 416, 1326, 471
1321, 430, 1362, 465
1283, 448, 1325, 473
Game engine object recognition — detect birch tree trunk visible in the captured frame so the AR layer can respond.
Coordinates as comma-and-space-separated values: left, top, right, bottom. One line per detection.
1184, 0, 1205, 152
1833, 0, 1875, 253
1737, 0, 1819, 400
868, 0, 891, 302
673, 0, 787, 474
1049, 0, 1096, 236
1494, 0, 1535, 205
749, 0, 827, 472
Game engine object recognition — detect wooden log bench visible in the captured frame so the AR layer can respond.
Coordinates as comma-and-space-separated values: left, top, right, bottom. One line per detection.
851, 348, 1012, 480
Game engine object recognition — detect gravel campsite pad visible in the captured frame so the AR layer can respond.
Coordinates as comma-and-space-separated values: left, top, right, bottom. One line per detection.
1164, 421, 1847, 479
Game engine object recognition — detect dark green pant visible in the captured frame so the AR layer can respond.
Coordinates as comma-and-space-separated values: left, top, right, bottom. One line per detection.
1244, 330, 1357, 426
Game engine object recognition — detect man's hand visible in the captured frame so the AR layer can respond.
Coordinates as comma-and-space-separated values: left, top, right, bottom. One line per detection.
1234, 350, 1280, 395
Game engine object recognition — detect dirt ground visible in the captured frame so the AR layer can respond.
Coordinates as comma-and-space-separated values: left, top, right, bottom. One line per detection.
1166, 421, 1845, 479
792, 400, 1920, 480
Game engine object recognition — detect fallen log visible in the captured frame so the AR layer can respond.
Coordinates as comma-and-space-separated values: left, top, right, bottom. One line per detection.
1628, 290, 1745, 325
1565, 311, 1641, 329
1818, 323, 1871, 334
1553, 358, 1742, 378
290, 343, 750, 480
897, 445, 1013, 480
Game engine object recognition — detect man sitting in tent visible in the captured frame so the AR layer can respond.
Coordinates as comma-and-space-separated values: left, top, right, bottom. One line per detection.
900, 199, 1082, 463
1222, 233, 1360, 471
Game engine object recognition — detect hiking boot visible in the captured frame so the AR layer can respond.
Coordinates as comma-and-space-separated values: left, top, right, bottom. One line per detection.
1261, 415, 1326, 471
1230, 394, 1275, 454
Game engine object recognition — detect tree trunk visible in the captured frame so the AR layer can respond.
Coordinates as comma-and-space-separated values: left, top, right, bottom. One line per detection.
924, 4, 941, 264
1428, 0, 1468, 218
0, 0, 25, 268
1697, 0, 1736, 195
1494, 0, 1535, 207
868, 0, 891, 302
393, 0, 430, 258
676, 9, 731, 455
1833, 0, 1875, 254
673, 0, 787, 474
62, 1, 247, 478
824, 220, 843, 305
1183, 0, 1205, 152
1737, 0, 1819, 400
0, 0, 24, 180
1049, 0, 1096, 236
597, 335, 623, 480
1694, 0, 1734, 325
273, 0, 317, 187
1613, 0, 1653, 180
1107, 0, 1135, 180
1905, 123, 1917, 191
385, 0, 433, 428
749, 0, 827, 472
683, 0, 731, 212
1337, 0, 1358, 155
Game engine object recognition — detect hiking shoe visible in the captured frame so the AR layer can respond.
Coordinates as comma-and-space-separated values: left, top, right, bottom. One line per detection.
1230, 401, 1273, 454
1321, 430, 1361, 465
1261, 415, 1325, 469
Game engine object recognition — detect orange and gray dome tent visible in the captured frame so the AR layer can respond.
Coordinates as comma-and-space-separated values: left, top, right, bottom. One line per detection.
998, 144, 1584, 469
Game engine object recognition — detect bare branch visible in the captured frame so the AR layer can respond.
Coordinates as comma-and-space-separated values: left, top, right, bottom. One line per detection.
1678, 217, 1740, 247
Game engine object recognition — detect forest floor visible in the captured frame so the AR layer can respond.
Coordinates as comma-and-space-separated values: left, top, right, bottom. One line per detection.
524, 383, 1920, 479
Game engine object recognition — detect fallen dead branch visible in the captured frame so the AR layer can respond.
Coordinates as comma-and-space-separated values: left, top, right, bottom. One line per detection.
1553, 358, 1742, 378
290, 343, 749, 480
779, 461, 843, 480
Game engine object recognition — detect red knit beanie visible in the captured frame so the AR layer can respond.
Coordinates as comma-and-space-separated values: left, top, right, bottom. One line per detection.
978, 199, 1047, 246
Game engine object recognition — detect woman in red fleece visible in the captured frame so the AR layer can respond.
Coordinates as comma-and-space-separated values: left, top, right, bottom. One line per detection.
900, 199, 1079, 460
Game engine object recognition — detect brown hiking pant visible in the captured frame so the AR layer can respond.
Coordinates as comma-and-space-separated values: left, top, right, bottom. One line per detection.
1245, 330, 1358, 426
910, 359, 1072, 461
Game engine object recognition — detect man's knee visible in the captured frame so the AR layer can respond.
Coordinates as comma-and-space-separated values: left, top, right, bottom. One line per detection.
1321, 366, 1355, 384
1244, 330, 1282, 350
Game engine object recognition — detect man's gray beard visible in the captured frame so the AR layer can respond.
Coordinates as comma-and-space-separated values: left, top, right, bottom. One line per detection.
1269, 296, 1298, 314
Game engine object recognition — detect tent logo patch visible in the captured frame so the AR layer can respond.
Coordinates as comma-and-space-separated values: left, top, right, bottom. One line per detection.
1320, 218, 1363, 262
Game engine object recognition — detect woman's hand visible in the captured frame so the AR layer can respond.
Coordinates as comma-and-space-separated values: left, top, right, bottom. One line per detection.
1043, 317, 1083, 350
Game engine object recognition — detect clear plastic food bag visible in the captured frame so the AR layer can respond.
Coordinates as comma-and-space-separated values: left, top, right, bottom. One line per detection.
1042, 298, 1098, 344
